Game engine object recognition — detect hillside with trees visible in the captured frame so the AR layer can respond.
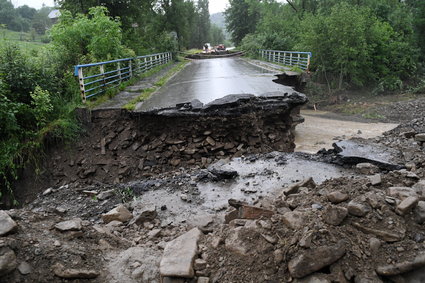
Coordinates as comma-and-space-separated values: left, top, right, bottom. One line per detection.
225, 0, 425, 94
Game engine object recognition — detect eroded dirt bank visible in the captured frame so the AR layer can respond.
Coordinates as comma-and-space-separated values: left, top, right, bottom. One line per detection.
14, 92, 307, 206
2, 94, 425, 282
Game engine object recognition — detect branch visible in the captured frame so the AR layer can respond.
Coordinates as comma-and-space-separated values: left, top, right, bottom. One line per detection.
285, 0, 298, 13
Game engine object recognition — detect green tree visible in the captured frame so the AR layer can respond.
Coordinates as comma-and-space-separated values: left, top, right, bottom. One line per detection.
225, 0, 260, 46
49, 6, 131, 66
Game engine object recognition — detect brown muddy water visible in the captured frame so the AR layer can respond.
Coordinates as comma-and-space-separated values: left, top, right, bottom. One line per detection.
295, 110, 398, 154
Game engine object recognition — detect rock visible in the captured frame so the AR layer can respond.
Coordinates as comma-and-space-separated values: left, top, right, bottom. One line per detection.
288, 241, 346, 278
282, 177, 316, 196
352, 222, 405, 242
197, 277, 210, 283
293, 274, 331, 283
97, 189, 115, 200
0, 247, 17, 276
162, 277, 185, 283
415, 133, 425, 142
347, 200, 370, 217
0, 210, 17, 236
160, 228, 202, 278
102, 205, 133, 224
282, 211, 305, 229
52, 263, 99, 279
322, 206, 348, 226
17, 261, 32, 275
327, 191, 349, 204
414, 201, 425, 224
54, 218, 82, 232
194, 259, 207, 271
376, 252, 425, 276
225, 202, 274, 223
274, 249, 284, 263
369, 237, 381, 254
387, 187, 417, 200
238, 205, 274, 220
369, 174, 382, 186
180, 194, 188, 201
225, 227, 250, 255
395, 196, 419, 215
43, 187, 53, 195
133, 203, 157, 225
413, 180, 425, 196
147, 229, 161, 239
356, 163, 379, 175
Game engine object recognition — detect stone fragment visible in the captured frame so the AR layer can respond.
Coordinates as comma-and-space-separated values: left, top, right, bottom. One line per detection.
238, 205, 274, 220
347, 200, 370, 217
387, 187, 417, 200
17, 261, 32, 275
282, 177, 316, 196
352, 222, 404, 242
322, 206, 348, 226
102, 205, 133, 224
162, 277, 185, 283
293, 274, 331, 283
194, 259, 207, 271
369, 174, 382, 186
97, 189, 115, 200
197, 277, 210, 283
0, 210, 17, 236
205, 136, 215, 146
415, 133, 425, 142
225, 227, 250, 256
414, 201, 425, 224
288, 241, 346, 278
356, 163, 379, 175
413, 180, 425, 196
369, 238, 381, 254
327, 191, 349, 204
396, 196, 419, 215
147, 229, 161, 239
282, 211, 305, 230
54, 218, 82, 232
133, 204, 157, 225
52, 263, 99, 279
376, 253, 425, 276
160, 228, 201, 278
0, 247, 17, 276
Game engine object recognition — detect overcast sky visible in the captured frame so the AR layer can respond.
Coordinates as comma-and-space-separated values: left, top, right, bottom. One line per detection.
11, 0, 229, 14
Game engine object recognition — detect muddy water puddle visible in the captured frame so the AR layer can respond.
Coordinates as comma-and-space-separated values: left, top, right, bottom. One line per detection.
137, 154, 355, 226
295, 110, 398, 153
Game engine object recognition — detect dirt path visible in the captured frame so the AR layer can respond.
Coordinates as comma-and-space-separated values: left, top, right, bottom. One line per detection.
295, 110, 398, 153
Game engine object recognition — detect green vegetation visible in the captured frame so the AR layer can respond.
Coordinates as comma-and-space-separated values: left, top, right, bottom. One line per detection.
123, 60, 189, 110
226, 0, 425, 95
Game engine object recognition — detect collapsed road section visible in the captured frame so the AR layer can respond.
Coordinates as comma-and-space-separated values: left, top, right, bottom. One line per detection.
14, 92, 307, 203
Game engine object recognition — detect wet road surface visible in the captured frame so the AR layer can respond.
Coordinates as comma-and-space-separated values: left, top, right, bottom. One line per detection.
136, 57, 294, 110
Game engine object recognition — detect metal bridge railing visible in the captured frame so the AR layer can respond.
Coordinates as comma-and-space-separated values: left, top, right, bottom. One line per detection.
74, 52, 172, 102
259, 50, 312, 71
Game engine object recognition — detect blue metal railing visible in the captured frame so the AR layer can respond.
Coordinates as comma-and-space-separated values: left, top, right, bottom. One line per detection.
74, 52, 172, 102
259, 50, 312, 71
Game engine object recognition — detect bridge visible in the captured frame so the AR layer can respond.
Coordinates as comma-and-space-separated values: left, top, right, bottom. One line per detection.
74, 49, 312, 109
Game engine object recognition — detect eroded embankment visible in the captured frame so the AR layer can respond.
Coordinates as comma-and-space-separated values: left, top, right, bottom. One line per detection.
14, 92, 307, 204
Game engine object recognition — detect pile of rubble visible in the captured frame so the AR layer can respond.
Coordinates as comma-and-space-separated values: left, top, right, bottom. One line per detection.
13, 93, 307, 205
1, 98, 425, 282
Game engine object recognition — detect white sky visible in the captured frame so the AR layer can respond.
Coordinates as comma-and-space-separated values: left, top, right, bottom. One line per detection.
12, 0, 229, 14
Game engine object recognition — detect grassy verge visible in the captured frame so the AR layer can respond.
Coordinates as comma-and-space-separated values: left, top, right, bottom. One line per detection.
123, 60, 189, 110
85, 62, 173, 109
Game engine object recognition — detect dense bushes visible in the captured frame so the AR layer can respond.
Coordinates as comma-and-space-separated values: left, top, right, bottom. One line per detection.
228, 0, 424, 93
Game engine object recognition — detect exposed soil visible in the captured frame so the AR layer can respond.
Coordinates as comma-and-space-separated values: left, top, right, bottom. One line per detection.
1, 90, 425, 282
